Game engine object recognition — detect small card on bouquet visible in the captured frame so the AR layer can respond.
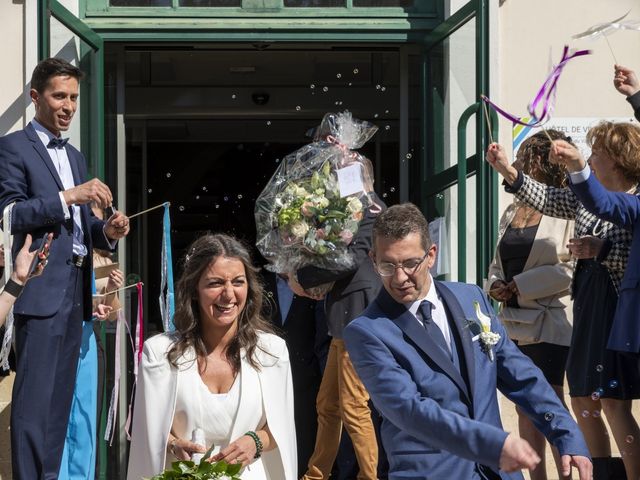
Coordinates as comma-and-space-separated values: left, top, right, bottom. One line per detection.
337, 164, 365, 197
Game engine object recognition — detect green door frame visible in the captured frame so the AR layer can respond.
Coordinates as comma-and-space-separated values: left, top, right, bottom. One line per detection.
39, 0, 105, 180
421, 0, 498, 285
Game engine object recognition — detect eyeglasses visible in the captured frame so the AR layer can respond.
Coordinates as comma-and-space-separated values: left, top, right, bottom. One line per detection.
375, 252, 429, 277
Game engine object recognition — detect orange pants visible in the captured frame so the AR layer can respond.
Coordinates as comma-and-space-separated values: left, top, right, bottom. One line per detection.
302, 339, 378, 480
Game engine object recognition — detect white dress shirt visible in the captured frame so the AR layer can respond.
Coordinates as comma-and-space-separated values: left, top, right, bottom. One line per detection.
31, 119, 87, 256
405, 275, 452, 352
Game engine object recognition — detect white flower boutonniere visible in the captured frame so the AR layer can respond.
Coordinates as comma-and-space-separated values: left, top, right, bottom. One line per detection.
472, 301, 501, 362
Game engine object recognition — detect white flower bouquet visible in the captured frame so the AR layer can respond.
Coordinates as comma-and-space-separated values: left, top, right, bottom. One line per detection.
255, 111, 378, 275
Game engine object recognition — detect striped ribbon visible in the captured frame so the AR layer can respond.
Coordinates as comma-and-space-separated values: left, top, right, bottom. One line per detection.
124, 282, 144, 440
159, 203, 175, 332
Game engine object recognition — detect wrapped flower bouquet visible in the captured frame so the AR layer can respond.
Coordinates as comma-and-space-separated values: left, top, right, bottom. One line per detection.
255, 111, 378, 276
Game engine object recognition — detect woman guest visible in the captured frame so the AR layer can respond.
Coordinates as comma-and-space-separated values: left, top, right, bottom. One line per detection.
486, 123, 640, 480
0, 233, 51, 322
486, 131, 574, 480
127, 233, 297, 480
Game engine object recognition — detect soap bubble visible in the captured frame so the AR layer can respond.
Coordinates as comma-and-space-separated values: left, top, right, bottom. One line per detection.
336, 73, 342, 79
385, 125, 390, 130
596, 364, 603, 372
178, 205, 185, 211
381, 86, 386, 92
266, 121, 271, 126
296, 105, 301, 111
237, 194, 243, 199
592, 410, 601, 418
406, 153, 413, 159
323, 86, 329, 92
544, 412, 554, 422
390, 187, 396, 192
353, 68, 359, 74
581, 410, 590, 418
376, 84, 381, 90
310, 84, 315, 89
147, 189, 153, 193
626, 435, 635, 444
231, 94, 237, 99
166, 172, 172, 178
609, 379, 619, 389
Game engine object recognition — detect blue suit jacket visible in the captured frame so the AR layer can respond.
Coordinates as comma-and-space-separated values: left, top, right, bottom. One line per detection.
571, 174, 640, 353
343, 281, 589, 480
0, 124, 112, 318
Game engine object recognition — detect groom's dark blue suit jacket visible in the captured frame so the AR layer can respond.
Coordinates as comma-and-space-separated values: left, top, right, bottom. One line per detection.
344, 280, 589, 480
0, 123, 111, 319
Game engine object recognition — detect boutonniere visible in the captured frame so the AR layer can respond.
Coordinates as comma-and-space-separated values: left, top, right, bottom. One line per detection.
468, 301, 501, 362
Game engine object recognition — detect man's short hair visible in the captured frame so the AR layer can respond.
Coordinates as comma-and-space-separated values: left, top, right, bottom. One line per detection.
30, 58, 84, 93
372, 203, 432, 252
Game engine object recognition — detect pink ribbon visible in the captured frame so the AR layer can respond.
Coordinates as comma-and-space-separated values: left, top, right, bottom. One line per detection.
482, 46, 591, 127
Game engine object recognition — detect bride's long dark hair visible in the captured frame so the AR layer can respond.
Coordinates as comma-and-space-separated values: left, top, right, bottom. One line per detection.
167, 233, 274, 372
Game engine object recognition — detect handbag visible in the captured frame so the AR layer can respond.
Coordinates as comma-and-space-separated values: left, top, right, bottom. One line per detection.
499, 297, 556, 343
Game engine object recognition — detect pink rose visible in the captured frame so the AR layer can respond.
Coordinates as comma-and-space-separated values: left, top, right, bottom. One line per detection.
339, 230, 354, 244
301, 202, 315, 217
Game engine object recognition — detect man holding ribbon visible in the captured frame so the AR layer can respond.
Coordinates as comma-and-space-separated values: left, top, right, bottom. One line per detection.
0, 57, 130, 480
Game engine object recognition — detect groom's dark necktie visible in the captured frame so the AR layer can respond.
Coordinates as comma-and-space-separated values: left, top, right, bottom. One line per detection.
418, 300, 451, 359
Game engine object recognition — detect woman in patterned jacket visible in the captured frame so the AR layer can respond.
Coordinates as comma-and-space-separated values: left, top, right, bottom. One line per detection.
486, 126, 640, 480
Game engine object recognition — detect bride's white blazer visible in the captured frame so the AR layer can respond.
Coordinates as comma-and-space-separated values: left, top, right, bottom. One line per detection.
126, 331, 297, 480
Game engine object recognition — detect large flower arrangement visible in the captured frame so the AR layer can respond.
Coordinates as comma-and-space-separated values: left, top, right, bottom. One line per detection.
255, 111, 378, 275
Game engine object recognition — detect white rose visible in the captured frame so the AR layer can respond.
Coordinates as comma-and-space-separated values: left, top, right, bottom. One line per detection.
346, 197, 363, 214
290, 221, 310, 238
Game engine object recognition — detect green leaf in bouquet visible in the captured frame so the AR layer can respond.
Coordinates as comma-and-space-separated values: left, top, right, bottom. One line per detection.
321, 160, 332, 177
226, 462, 243, 476
202, 443, 216, 462
174, 461, 196, 473
212, 460, 227, 473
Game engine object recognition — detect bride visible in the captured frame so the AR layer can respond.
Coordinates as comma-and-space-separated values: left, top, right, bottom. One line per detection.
127, 233, 297, 479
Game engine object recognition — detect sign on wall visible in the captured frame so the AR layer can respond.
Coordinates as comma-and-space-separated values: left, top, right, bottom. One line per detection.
512, 116, 637, 158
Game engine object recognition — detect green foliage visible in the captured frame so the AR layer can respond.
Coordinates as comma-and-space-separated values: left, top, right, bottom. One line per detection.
146, 459, 242, 480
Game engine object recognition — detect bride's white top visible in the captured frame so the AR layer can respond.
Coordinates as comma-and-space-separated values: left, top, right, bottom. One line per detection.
126, 332, 297, 480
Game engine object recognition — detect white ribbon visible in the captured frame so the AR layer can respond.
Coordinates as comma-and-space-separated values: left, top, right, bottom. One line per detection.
0, 203, 16, 370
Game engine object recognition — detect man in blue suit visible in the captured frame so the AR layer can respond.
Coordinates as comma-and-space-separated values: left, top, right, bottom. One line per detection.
343, 203, 591, 480
0, 58, 130, 479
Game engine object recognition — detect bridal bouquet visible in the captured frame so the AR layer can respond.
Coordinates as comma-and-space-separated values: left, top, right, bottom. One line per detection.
147, 459, 241, 480
255, 111, 378, 275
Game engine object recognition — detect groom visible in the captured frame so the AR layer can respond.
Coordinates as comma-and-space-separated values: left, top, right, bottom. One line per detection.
343, 203, 591, 479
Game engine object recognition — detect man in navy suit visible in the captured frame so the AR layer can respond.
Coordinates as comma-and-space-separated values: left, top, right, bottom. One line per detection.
0, 58, 130, 479
343, 203, 591, 480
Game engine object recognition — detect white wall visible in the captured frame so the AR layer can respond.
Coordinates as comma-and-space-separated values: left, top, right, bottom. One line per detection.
0, 1, 26, 136
496, 0, 640, 210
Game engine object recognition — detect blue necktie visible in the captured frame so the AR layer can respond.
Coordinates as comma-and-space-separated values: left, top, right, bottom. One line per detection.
419, 300, 451, 359
47, 137, 69, 149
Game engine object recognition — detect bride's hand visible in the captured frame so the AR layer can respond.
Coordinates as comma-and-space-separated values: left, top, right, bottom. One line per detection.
168, 436, 206, 461
209, 434, 257, 467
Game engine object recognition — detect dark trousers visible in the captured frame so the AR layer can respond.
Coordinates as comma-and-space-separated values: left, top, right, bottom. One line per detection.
11, 266, 85, 480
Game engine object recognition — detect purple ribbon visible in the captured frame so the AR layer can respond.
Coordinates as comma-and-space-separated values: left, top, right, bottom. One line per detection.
482, 46, 591, 127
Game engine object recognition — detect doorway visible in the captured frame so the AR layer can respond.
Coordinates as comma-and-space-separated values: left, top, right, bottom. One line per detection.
104, 43, 422, 331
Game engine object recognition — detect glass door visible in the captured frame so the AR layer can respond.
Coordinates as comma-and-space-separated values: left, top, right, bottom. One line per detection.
419, 0, 497, 285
